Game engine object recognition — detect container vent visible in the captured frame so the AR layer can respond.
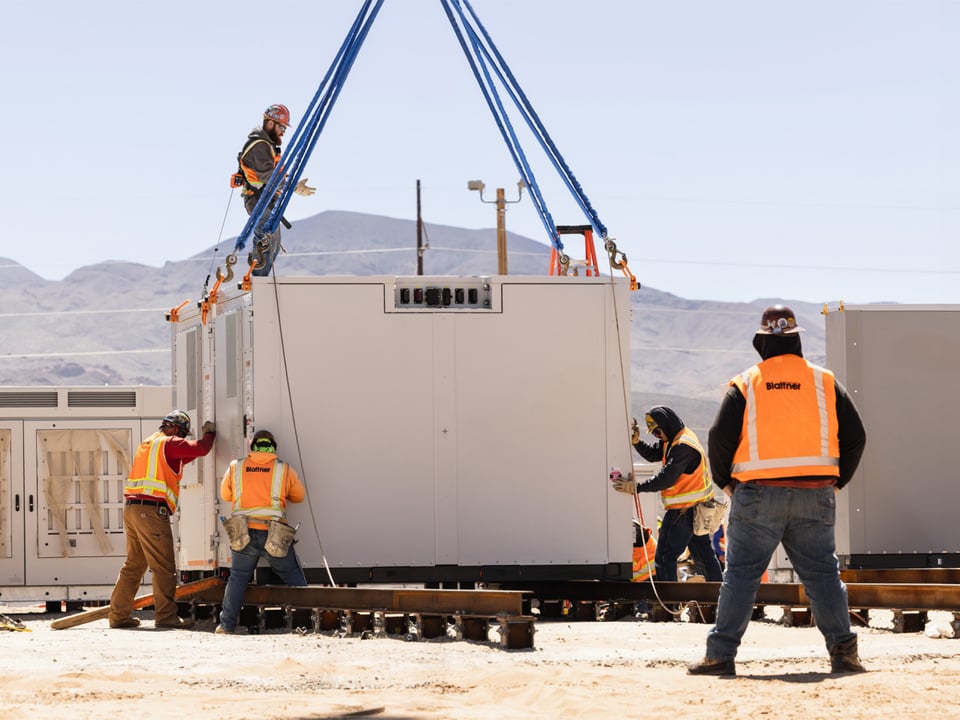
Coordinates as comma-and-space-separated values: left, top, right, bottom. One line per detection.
68, 391, 137, 408
0, 391, 59, 408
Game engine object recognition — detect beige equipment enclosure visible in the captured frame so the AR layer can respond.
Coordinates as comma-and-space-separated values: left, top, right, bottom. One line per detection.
770, 304, 960, 578
0, 386, 170, 604
173, 275, 636, 585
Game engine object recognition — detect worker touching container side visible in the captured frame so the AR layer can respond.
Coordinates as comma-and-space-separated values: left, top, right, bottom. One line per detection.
612, 406, 723, 583
109, 411, 216, 630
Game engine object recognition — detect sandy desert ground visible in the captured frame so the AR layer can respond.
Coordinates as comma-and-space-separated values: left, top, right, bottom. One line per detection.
2, 605, 959, 720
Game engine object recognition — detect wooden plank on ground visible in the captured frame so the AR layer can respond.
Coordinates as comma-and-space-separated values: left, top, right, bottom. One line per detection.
50, 576, 223, 630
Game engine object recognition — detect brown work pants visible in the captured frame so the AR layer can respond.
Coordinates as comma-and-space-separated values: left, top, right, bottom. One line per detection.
108, 503, 179, 625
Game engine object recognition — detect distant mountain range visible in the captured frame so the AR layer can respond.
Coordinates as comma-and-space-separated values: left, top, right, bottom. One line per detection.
0, 210, 829, 438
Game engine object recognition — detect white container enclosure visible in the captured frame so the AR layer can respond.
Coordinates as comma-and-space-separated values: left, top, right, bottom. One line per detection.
173, 275, 635, 585
0, 386, 170, 603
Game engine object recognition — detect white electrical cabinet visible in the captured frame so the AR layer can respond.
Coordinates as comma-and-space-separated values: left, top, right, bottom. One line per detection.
826, 305, 960, 567
173, 275, 635, 584
770, 304, 960, 577
0, 386, 171, 603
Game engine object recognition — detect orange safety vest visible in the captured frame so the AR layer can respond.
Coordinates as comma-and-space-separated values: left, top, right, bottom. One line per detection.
730, 355, 840, 482
660, 428, 714, 510
238, 138, 281, 198
123, 432, 183, 511
225, 454, 296, 530
632, 536, 657, 582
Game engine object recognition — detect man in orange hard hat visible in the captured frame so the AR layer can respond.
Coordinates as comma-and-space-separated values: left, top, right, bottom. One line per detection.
235, 104, 316, 276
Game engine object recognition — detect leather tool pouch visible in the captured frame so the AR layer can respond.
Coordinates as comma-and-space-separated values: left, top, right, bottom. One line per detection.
222, 515, 250, 552
264, 519, 297, 558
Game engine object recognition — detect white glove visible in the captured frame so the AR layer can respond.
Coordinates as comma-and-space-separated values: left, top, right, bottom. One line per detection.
613, 478, 635, 494
201, 421, 216, 435
293, 178, 316, 197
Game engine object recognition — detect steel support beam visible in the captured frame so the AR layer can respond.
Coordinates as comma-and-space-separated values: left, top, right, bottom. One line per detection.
505, 580, 960, 611
192, 584, 525, 616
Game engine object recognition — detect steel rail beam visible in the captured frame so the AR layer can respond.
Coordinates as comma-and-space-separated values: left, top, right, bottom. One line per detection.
192, 584, 525, 616
841, 568, 960, 584
503, 580, 960, 611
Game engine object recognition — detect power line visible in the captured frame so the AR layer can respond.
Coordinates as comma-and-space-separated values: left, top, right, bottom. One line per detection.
0, 349, 166, 360
636, 257, 960, 275
0, 308, 166, 319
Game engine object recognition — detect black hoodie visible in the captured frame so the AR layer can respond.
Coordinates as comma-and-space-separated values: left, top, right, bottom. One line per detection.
708, 335, 866, 491
632, 405, 704, 494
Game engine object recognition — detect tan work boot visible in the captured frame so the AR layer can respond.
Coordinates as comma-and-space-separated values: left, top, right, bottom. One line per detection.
109, 617, 141, 629
687, 656, 736, 677
829, 637, 866, 674
155, 617, 195, 630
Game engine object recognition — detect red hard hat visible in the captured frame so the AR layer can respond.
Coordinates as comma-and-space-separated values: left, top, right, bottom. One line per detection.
263, 104, 291, 127
757, 305, 804, 335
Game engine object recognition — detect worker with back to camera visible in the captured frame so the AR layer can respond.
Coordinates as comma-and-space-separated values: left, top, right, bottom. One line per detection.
235, 103, 316, 276
108, 410, 216, 630
216, 429, 307, 634
688, 305, 867, 677
612, 406, 723, 583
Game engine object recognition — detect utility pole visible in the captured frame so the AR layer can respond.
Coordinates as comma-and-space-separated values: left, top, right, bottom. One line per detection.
495, 187, 507, 275
416, 179, 424, 276
467, 179, 525, 275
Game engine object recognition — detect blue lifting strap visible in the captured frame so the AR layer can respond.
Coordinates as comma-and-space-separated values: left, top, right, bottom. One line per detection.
233, 0, 610, 262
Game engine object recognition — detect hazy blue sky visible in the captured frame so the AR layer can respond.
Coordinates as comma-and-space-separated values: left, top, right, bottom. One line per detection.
1, 0, 956, 304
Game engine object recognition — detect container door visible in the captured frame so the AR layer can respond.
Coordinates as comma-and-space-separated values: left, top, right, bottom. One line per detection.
24, 420, 139, 586
0, 423, 25, 586
174, 315, 226, 573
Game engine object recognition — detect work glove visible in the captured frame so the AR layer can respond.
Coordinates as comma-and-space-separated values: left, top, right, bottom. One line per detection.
201, 421, 216, 435
293, 178, 316, 197
631, 418, 641, 445
612, 478, 636, 495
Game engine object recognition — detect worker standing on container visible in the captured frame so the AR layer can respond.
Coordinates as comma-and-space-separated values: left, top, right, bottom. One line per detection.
108, 411, 216, 630
612, 406, 723, 583
688, 305, 867, 677
235, 103, 316, 276
216, 430, 307, 634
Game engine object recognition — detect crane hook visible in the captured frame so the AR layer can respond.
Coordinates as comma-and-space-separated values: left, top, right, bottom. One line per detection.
215, 254, 237, 283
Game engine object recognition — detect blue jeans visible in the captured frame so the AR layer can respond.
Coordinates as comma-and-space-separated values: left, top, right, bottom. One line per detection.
219, 528, 306, 631
706, 483, 855, 660
656, 507, 724, 582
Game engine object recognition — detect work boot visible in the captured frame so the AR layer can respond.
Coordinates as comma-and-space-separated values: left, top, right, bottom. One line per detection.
109, 617, 141, 629
214, 625, 234, 635
829, 637, 866, 674
155, 617, 195, 630
687, 656, 736, 677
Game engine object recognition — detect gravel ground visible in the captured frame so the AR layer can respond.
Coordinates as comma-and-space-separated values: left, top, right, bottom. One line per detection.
1, 607, 959, 719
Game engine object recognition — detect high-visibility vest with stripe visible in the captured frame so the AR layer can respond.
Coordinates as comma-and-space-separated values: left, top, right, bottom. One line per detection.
730, 355, 841, 482
238, 138, 281, 198
660, 428, 714, 509
632, 536, 657, 582
123, 432, 183, 511
228, 455, 289, 530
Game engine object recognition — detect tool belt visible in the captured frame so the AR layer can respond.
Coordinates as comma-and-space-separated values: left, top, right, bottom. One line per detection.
221, 515, 250, 552
264, 519, 297, 558
693, 497, 727, 536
